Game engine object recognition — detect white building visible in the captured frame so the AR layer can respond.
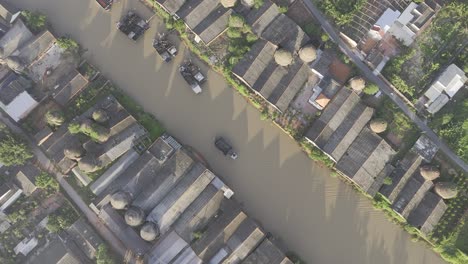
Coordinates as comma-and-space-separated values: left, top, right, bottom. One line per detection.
423, 64, 467, 114
0, 70, 38, 121
388, 1, 439, 46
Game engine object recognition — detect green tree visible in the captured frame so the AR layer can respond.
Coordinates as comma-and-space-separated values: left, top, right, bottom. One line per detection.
68, 122, 81, 134
383, 177, 393, 185
46, 215, 61, 233
0, 135, 33, 166
96, 244, 115, 264
363, 84, 379, 95
228, 14, 244, 28
278, 6, 288, 13
321, 33, 330, 42
36, 172, 59, 191
57, 37, 79, 52
226, 28, 242, 38
253, 0, 264, 9
21, 11, 46, 33
390, 75, 414, 97
45, 110, 65, 127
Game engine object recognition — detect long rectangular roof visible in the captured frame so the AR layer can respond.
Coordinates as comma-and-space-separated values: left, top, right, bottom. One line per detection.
131, 151, 196, 211
392, 174, 433, 218
235, 1, 280, 36
222, 217, 265, 263
232, 40, 309, 112
336, 127, 395, 194
408, 191, 447, 235
146, 165, 215, 234
261, 14, 310, 52
243, 239, 292, 264
193, 5, 232, 44
156, 0, 186, 15
173, 185, 223, 241
15, 30, 56, 66
177, 0, 231, 44
379, 151, 423, 202
192, 199, 245, 261
305, 87, 374, 161
0, 19, 33, 59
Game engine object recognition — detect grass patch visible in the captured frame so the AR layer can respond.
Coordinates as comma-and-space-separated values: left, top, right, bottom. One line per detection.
299, 139, 335, 168
111, 89, 165, 141
316, 0, 368, 26
65, 76, 109, 118
455, 215, 468, 254
430, 96, 468, 163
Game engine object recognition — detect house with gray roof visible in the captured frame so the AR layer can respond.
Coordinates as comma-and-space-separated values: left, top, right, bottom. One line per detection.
260, 14, 310, 52
14, 164, 40, 196
176, 0, 232, 44
172, 185, 224, 241
0, 18, 33, 59
377, 134, 447, 233
336, 127, 396, 195
380, 151, 423, 203
0, 68, 38, 122
412, 134, 439, 161
39, 96, 147, 174
304, 87, 395, 196
305, 87, 374, 161
91, 134, 291, 262
422, 64, 467, 114
243, 238, 293, 264
235, 3, 309, 53
156, 0, 187, 15
146, 164, 216, 235
147, 230, 202, 264
212, 217, 265, 263
235, 1, 280, 36
380, 134, 440, 204
391, 173, 433, 218
408, 191, 447, 235
232, 39, 310, 112
10, 30, 56, 71
191, 200, 246, 261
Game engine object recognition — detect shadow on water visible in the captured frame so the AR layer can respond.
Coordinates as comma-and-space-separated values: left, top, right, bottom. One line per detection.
6, 0, 446, 263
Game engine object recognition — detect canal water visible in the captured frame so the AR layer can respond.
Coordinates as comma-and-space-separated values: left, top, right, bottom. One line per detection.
9, 0, 445, 263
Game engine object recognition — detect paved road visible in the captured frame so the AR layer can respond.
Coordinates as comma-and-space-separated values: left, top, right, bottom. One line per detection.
0, 111, 128, 259
5, 0, 447, 263
303, 0, 468, 172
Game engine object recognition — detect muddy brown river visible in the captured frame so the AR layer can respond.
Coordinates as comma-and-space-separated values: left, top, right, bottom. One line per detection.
8, 0, 446, 263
